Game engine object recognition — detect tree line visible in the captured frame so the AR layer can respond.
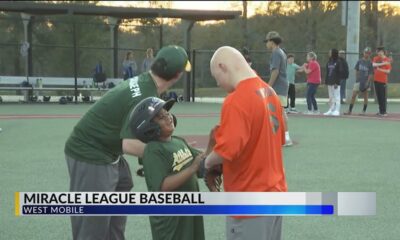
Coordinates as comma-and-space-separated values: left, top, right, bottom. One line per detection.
0, 1, 398, 85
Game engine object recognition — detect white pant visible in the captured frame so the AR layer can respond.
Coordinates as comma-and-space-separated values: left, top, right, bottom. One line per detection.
327, 85, 341, 112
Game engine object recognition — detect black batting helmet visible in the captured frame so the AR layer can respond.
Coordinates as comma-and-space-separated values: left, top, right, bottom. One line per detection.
130, 97, 175, 143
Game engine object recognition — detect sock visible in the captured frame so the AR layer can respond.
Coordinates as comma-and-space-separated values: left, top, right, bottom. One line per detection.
349, 104, 354, 112
363, 104, 367, 112
285, 131, 290, 140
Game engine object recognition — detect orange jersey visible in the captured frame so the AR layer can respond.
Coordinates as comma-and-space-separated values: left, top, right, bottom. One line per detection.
373, 56, 391, 83
214, 77, 287, 194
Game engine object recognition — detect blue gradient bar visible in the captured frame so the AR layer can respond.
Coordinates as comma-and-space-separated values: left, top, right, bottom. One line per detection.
21, 205, 334, 215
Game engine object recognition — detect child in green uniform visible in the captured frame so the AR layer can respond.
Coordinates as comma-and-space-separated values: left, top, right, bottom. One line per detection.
130, 97, 205, 240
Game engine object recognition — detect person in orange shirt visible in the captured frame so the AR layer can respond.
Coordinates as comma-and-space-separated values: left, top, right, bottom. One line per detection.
372, 46, 391, 116
204, 46, 287, 240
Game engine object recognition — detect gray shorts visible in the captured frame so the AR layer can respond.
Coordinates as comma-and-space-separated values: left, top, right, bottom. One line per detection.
226, 216, 282, 240
353, 81, 370, 93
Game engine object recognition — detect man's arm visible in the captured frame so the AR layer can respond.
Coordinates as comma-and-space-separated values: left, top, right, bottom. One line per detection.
372, 61, 390, 67
296, 66, 305, 73
269, 69, 279, 86
204, 151, 224, 169
377, 67, 390, 74
122, 138, 146, 158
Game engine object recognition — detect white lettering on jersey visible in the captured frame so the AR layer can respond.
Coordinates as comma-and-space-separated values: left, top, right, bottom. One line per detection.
172, 148, 193, 172
129, 76, 142, 98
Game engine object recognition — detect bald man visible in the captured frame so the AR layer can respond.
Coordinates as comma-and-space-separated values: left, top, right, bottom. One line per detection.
205, 46, 287, 240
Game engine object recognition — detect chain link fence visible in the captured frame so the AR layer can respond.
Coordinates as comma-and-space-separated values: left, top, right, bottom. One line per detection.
0, 15, 160, 82
0, 15, 399, 101
191, 49, 400, 99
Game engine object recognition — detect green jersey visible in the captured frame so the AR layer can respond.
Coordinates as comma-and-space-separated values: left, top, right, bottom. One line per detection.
64, 73, 158, 164
143, 136, 204, 240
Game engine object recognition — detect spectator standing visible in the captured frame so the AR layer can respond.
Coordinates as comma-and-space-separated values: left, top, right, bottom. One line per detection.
299, 52, 321, 115
93, 60, 106, 85
285, 54, 301, 113
372, 46, 391, 116
344, 47, 374, 115
264, 31, 293, 146
141, 48, 155, 73
122, 51, 137, 80
324, 49, 342, 116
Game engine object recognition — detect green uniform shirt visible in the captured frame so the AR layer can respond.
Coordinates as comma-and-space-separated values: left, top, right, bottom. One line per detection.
143, 136, 204, 240
64, 73, 158, 164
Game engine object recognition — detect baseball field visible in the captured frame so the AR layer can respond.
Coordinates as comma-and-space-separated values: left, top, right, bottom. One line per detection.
1, 101, 399, 239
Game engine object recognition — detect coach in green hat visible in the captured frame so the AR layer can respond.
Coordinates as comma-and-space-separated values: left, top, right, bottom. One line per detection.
64, 45, 190, 240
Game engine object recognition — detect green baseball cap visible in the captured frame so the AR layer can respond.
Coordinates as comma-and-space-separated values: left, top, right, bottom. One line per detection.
154, 45, 191, 77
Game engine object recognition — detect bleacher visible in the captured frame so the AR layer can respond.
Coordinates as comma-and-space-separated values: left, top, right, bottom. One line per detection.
0, 76, 123, 103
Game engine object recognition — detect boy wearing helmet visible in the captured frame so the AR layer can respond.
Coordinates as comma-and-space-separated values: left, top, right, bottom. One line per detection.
130, 96, 207, 240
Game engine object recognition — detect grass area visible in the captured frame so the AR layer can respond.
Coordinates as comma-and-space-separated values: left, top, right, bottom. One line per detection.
1, 103, 399, 239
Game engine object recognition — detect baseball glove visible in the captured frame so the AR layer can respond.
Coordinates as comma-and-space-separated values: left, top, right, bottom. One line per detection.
203, 164, 223, 192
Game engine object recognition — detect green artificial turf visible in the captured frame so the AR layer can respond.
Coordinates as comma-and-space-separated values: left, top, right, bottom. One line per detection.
1, 102, 399, 239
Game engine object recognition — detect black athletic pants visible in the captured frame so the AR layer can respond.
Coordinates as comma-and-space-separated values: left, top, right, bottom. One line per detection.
287, 83, 296, 108
374, 81, 387, 114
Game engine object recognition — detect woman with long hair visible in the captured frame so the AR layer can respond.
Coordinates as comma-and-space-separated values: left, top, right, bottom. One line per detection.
122, 51, 137, 80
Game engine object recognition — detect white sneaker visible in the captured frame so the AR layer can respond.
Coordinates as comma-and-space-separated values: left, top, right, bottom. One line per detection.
283, 138, 293, 147
331, 111, 340, 116
323, 110, 332, 116
304, 110, 314, 115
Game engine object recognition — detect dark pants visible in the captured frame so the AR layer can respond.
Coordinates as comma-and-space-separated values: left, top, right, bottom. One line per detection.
306, 83, 319, 111
66, 155, 134, 240
287, 83, 296, 108
340, 79, 346, 100
374, 81, 387, 114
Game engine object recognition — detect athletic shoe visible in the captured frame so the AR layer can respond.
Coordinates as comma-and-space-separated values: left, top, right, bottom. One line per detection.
376, 112, 387, 117
323, 110, 333, 116
331, 111, 340, 116
289, 108, 299, 113
283, 138, 293, 147
303, 110, 314, 115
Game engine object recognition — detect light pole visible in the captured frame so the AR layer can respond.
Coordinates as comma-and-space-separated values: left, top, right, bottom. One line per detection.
343, 1, 360, 104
